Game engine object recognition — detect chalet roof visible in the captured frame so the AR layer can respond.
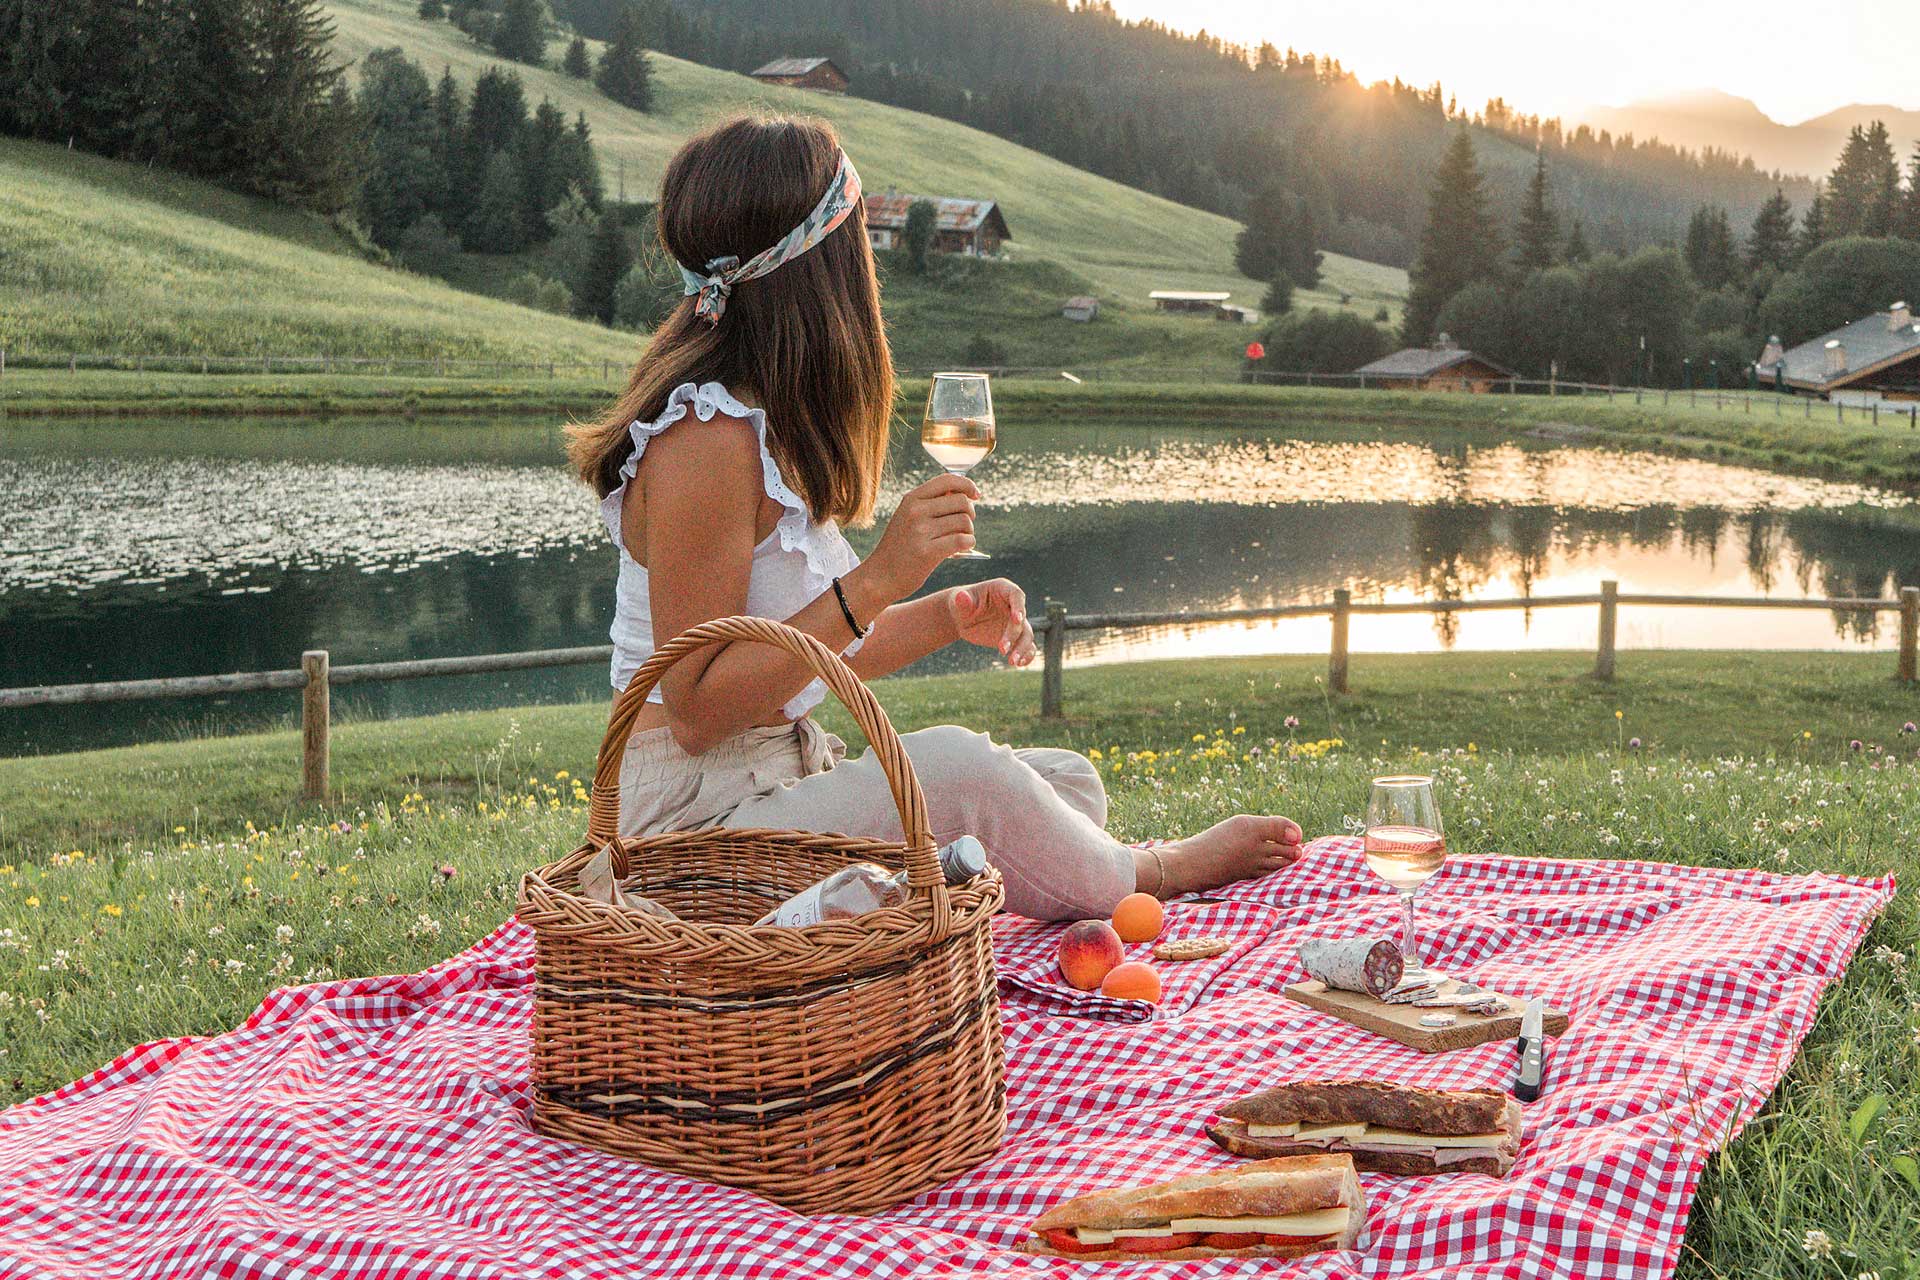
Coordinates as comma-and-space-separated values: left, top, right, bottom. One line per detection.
1757, 307, 1920, 389
1148, 290, 1232, 302
1354, 346, 1517, 378
864, 192, 1010, 239
751, 57, 842, 78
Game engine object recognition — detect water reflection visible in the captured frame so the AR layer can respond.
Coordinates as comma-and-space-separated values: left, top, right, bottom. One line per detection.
2, 417, 1916, 754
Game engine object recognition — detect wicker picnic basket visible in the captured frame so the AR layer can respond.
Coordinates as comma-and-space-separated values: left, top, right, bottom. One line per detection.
517, 616, 1008, 1215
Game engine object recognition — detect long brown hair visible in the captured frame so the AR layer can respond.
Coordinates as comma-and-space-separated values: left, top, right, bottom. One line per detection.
566, 115, 894, 526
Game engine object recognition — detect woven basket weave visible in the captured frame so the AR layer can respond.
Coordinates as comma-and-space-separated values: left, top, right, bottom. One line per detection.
517, 616, 1008, 1215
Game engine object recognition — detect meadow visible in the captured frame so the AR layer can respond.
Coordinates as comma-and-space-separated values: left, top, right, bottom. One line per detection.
0, 650, 1914, 1278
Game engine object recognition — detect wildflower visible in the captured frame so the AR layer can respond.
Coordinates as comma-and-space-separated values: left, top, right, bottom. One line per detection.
1232, 725, 1245, 735
1614, 710, 1623, 720
223, 959, 246, 975
1803, 730, 1814, 740
23, 897, 39, 909
1800, 1229, 1833, 1259
1850, 740, 1864, 752
100, 904, 123, 918
173, 826, 186, 834
436, 863, 458, 883
1284, 715, 1299, 730
1191, 733, 1205, 742
207, 925, 226, 938
1628, 738, 1642, 750
555, 770, 569, 780
1904, 722, 1917, 735
276, 924, 294, 946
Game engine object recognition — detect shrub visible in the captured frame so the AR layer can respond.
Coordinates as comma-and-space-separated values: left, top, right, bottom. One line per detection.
502, 271, 574, 315
1259, 308, 1392, 373
394, 215, 460, 271
963, 334, 1009, 366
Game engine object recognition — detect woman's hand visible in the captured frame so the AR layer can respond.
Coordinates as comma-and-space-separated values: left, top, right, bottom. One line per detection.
857, 474, 977, 604
950, 579, 1036, 667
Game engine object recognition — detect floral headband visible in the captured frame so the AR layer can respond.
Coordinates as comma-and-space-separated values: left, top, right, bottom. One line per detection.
677, 151, 864, 324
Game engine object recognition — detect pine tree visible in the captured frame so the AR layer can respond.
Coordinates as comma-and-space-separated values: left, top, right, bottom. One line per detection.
238, 0, 356, 213
576, 214, 633, 323
417, 0, 445, 16
1903, 144, 1920, 241
356, 47, 440, 247
1825, 122, 1900, 238
903, 199, 937, 273
1797, 191, 1828, 263
1682, 205, 1739, 291
1235, 183, 1320, 290
1260, 271, 1294, 316
596, 4, 653, 111
429, 66, 464, 222
1746, 189, 1795, 273
563, 35, 592, 78
1563, 218, 1590, 264
519, 97, 569, 239
1403, 129, 1504, 344
553, 112, 604, 208
1512, 151, 1559, 274
491, 0, 545, 66
469, 148, 528, 252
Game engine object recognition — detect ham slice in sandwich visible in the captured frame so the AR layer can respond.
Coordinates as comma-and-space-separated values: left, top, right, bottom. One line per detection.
1019, 1153, 1365, 1261
1207, 1079, 1523, 1177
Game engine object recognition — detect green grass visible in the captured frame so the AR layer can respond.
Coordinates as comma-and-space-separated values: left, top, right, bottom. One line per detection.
0, 138, 637, 364
0, 651, 1913, 1278
324, 0, 1404, 322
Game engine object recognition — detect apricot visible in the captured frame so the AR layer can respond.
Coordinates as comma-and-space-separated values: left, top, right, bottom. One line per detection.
1058, 919, 1126, 991
1100, 961, 1163, 1003
1111, 891, 1164, 943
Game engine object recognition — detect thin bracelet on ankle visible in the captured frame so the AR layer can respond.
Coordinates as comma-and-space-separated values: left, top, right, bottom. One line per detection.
830, 576, 870, 640
1148, 846, 1169, 897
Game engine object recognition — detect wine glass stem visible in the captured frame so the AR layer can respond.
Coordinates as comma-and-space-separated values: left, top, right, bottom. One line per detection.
1398, 889, 1422, 975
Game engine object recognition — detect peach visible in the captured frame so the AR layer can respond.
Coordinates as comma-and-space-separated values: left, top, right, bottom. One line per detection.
1111, 891, 1164, 943
1058, 919, 1126, 991
1100, 961, 1163, 1003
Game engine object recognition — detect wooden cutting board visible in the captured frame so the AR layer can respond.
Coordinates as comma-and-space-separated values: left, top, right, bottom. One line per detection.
1283, 978, 1569, 1054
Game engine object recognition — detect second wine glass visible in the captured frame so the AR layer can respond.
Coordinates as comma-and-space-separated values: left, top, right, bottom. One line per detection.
921, 371, 994, 560
1363, 775, 1446, 979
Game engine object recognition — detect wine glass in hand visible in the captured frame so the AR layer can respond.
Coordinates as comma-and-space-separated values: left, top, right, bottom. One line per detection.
922, 372, 994, 560
1363, 775, 1446, 978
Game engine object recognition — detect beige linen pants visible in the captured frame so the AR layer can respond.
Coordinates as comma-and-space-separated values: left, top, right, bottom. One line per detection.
617, 719, 1136, 921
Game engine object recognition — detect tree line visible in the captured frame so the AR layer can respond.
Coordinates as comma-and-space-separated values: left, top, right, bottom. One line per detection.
0, 0, 358, 213
1256, 121, 1920, 385
420, 0, 655, 110
627, 0, 1812, 272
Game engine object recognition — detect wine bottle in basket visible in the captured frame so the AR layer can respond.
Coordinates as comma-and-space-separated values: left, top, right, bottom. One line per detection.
756, 836, 989, 927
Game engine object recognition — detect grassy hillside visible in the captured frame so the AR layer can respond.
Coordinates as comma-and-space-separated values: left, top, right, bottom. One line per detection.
0, 137, 636, 362
324, 0, 1405, 322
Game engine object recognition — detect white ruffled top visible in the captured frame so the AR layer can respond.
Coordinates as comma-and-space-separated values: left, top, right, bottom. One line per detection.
601, 381, 863, 721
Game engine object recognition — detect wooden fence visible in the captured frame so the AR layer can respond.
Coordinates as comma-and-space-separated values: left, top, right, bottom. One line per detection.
6, 347, 1919, 423
1, 583, 1913, 797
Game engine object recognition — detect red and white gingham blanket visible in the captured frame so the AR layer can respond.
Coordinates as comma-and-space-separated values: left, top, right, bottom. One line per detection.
0, 838, 1891, 1279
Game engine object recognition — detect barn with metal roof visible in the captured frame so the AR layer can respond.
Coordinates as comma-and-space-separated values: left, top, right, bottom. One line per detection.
1354, 336, 1516, 392
1756, 303, 1920, 400
749, 57, 849, 93
864, 193, 1010, 257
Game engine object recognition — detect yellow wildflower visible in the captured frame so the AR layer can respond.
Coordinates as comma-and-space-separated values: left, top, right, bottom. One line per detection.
100, 903, 123, 917
1232, 726, 1245, 735
24, 896, 39, 909
173, 826, 187, 834
1615, 710, 1624, 720
555, 770, 569, 780
242, 876, 254, 889
1191, 733, 1206, 742
1088, 748, 1103, 760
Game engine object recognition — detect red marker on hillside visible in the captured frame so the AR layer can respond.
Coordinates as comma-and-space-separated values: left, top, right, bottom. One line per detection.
1245, 341, 1265, 361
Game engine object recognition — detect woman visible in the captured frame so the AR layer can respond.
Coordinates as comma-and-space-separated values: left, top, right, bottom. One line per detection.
566, 114, 1303, 921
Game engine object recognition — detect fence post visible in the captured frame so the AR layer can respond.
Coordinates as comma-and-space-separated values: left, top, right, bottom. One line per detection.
0, 346, 5, 379
301, 650, 330, 801
1900, 587, 1919, 684
1329, 589, 1351, 694
1040, 600, 1067, 719
1595, 580, 1618, 682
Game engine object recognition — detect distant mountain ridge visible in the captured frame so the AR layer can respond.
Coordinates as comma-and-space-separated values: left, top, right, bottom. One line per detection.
1581, 90, 1920, 179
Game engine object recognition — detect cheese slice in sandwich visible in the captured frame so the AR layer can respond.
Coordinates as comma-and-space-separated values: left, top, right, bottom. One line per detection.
1022, 1154, 1366, 1260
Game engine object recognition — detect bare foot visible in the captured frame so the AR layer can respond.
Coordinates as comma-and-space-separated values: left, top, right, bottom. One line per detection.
1137, 815, 1304, 898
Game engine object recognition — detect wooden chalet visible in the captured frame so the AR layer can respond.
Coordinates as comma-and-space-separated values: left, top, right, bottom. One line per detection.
1756, 303, 1920, 401
1061, 296, 1100, 322
1149, 289, 1232, 315
864, 192, 1011, 257
748, 57, 850, 93
1354, 336, 1515, 392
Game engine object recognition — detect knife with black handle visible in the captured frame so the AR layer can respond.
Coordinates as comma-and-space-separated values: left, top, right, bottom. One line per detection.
1513, 996, 1546, 1103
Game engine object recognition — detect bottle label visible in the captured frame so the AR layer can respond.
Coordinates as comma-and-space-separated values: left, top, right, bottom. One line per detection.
768, 883, 827, 928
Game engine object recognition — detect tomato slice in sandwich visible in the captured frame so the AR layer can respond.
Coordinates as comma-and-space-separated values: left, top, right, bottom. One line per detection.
1118, 1233, 1203, 1253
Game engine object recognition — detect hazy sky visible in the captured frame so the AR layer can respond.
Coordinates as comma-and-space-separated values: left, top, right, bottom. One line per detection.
1107, 0, 1918, 124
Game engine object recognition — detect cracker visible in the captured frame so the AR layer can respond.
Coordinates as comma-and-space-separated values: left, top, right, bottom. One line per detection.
1153, 935, 1233, 962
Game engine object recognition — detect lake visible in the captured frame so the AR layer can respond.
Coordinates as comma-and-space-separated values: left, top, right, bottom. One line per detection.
3, 414, 1916, 755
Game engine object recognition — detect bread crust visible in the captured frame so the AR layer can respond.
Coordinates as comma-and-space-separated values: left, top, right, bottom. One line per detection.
1206, 1098, 1523, 1178
1016, 1233, 1348, 1262
1029, 1154, 1361, 1234
1218, 1079, 1510, 1135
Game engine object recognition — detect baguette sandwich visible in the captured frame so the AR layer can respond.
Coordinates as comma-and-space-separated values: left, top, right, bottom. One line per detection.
1207, 1079, 1523, 1177
1019, 1153, 1365, 1261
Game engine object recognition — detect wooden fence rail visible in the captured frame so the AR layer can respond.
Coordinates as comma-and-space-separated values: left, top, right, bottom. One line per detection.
1, 586, 1914, 797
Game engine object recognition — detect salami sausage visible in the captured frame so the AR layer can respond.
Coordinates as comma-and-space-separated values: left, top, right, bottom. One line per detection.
1297, 937, 1402, 997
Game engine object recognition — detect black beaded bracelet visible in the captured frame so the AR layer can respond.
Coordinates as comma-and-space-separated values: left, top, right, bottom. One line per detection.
830, 576, 869, 640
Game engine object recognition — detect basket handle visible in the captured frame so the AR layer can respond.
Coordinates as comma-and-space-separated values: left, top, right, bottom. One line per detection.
587, 616, 945, 896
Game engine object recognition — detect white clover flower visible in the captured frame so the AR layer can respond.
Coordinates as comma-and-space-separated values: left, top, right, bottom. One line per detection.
276, 924, 294, 946
1801, 1229, 1834, 1259
223, 959, 246, 975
